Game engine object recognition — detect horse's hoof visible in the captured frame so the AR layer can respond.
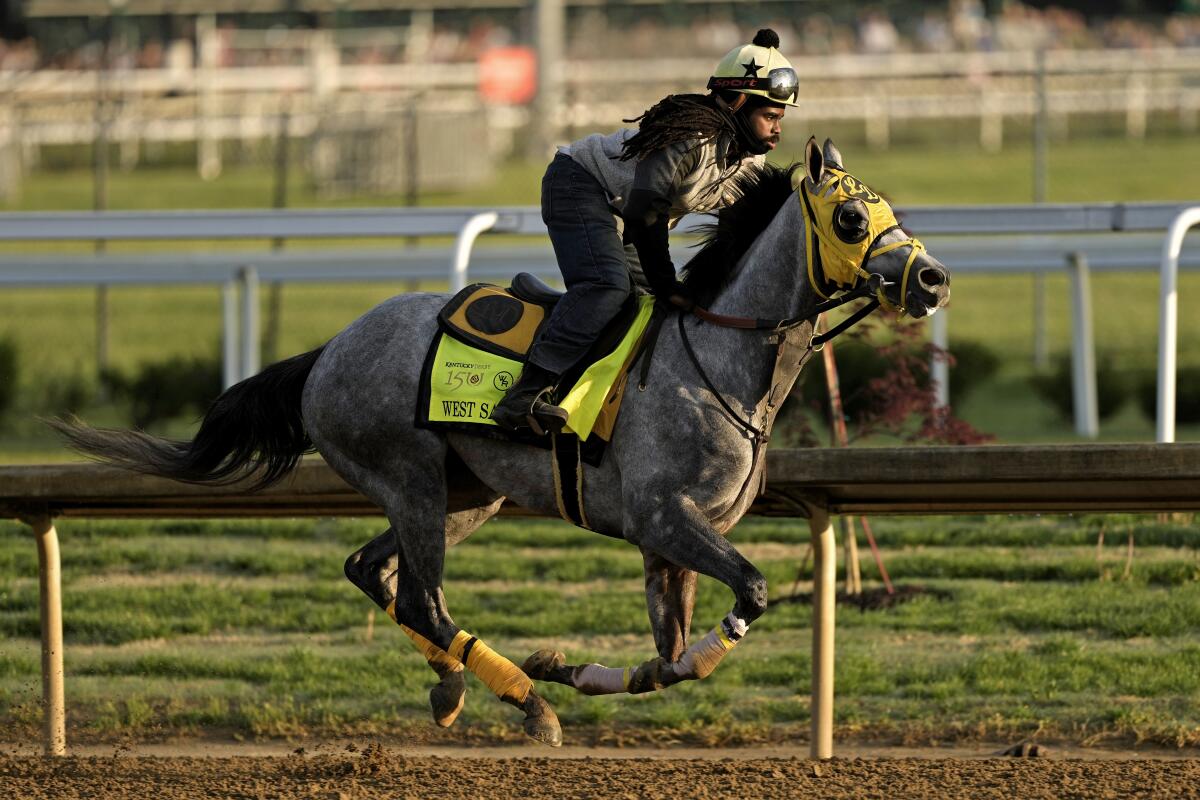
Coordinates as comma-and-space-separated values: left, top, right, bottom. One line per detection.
522, 649, 566, 680
521, 690, 562, 747
429, 670, 466, 728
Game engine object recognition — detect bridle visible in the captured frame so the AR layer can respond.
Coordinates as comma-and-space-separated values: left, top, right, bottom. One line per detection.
798, 174, 926, 318
668, 172, 928, 447
683, 172, 926, 348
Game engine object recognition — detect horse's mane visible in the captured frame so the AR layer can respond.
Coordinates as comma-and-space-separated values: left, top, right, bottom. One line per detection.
680, 162, 802, 305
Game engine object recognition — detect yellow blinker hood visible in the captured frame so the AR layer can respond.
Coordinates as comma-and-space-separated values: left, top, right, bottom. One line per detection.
792, 165, 927, 313
793, 167, 891, 291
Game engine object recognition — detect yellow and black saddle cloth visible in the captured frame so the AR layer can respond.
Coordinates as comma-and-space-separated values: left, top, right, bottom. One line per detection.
416, 273, 656, 474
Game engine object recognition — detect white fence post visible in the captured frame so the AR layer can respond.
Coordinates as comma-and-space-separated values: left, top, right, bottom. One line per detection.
222, 280, 239, 389
197, 14, 221, 181
931, 309, 949, 409
806, 503, 836, 760
239, 266, 260, 381
532, 0, 566, 158
1157, 207, 1200, 443
28, 514, 66, 757
1067, 253, 1098, 438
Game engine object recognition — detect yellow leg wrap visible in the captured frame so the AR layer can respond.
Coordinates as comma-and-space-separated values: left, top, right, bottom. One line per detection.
448, 630, 533, 704
386, 600, 464, 673
687, 625, 737, 680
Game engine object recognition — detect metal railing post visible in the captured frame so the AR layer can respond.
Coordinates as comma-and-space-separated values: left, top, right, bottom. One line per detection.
1157, 207, 1200, 443
1067, 252, 1098, 438
239, 265, 260, 381
804, 501, 836, 760
222, 279, 239, 389
450, 212, 499, 292
931, 309, 949, 409
25, 513, 66, 756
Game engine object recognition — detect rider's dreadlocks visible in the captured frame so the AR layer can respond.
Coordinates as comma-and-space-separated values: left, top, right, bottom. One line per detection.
618, 93, 739, 162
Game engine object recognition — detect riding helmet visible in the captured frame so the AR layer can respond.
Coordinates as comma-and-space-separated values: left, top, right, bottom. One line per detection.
707, 29, 799, 108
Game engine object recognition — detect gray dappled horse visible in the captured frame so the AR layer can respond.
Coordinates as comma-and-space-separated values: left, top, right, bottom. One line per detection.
54, 139, 949, 747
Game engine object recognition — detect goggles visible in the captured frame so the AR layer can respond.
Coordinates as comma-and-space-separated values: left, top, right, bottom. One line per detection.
707, 67, 798, 103
766, 67, 799, 102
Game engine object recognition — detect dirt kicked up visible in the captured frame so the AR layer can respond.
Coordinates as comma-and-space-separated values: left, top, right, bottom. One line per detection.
2, 747, 1199, 800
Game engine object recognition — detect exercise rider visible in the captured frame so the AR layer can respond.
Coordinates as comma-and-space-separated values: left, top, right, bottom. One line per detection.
490, 28, 799, 434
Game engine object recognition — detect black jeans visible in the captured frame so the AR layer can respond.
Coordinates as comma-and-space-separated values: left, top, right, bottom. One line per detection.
527, 154, 641, 376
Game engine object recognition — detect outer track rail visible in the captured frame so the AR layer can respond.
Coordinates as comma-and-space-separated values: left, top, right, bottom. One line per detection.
4, 444, 1200, 759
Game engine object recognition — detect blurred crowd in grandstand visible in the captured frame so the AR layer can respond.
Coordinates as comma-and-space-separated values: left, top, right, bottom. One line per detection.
1, 1, 1199, 71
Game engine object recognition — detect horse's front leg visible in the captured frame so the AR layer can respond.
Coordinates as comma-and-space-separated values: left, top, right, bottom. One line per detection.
525, 498, 758, 696
524, 548, 697, 694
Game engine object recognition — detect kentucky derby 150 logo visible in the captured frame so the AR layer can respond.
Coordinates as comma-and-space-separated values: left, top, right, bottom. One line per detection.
443, 361, 487, 392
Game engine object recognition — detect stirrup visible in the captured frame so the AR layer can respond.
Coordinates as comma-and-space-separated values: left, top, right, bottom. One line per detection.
491, 386, 567, 435
525, 398, 569, 437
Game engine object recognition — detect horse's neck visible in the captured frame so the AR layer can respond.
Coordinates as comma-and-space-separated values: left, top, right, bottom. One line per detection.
707, 196, 810, 322
682, 195, 814, 414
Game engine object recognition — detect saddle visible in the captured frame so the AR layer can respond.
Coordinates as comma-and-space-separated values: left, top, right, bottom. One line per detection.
416, 273, 656, 463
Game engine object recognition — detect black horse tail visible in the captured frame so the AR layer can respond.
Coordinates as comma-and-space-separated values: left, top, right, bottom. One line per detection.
50, 346, 326, 491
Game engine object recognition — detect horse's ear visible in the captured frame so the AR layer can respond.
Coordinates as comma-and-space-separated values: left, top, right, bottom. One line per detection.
822, 138, 844, 170
804, 136, 824, 187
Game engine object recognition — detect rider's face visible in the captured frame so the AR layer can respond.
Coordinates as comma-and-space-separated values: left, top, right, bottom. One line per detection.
746, 105, 785, 150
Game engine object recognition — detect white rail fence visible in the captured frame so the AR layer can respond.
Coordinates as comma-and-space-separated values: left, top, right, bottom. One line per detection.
1157, 207, 1200, 443
1, 202, 1198, 434
0, 45, 1198, 179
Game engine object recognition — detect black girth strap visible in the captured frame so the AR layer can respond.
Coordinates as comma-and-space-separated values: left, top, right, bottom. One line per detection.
551, 434, 589, 529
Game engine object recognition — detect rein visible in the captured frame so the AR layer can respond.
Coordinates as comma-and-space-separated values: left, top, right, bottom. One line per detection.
688, 273, 882, 347
677, 312, 765, 442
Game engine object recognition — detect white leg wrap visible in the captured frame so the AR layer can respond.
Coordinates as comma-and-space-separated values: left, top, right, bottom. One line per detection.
574, 614, 749, 693
572, 664, 631, 696
723, 612, 749, 640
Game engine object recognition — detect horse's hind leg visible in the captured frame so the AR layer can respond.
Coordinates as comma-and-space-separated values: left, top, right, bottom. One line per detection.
345, 526, 464, 727
344, 495, 506, 727
337, 447, 560, 746
389, 507, 562, 746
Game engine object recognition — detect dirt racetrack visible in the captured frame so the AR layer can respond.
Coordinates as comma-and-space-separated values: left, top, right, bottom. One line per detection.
3, 745, 1200, 800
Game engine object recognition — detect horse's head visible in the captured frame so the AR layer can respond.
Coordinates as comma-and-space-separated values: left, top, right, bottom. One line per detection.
793, 137, 950, 318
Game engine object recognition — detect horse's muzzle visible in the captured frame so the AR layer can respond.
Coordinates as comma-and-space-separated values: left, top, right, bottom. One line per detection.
906, 262, 951, 318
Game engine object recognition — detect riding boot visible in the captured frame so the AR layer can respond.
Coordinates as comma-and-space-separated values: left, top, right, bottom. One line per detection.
490, 363, 569, 436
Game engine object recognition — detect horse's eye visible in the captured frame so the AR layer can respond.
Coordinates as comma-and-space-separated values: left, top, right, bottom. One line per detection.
834, 200, 869, 243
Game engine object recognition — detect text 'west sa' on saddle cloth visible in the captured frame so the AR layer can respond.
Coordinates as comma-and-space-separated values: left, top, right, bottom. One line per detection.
416, 282, 656, 459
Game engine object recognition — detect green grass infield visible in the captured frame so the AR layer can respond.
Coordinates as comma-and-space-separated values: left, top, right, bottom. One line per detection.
2, 514, 1199, 748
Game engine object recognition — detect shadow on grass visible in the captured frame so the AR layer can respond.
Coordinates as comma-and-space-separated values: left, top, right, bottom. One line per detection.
777, 584, 953, 611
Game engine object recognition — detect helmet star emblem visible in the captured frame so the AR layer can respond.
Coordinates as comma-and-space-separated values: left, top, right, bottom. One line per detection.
741, 58, 761, 77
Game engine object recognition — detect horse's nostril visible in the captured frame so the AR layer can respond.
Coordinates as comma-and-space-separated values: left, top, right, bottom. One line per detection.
919, 267, 946, 288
